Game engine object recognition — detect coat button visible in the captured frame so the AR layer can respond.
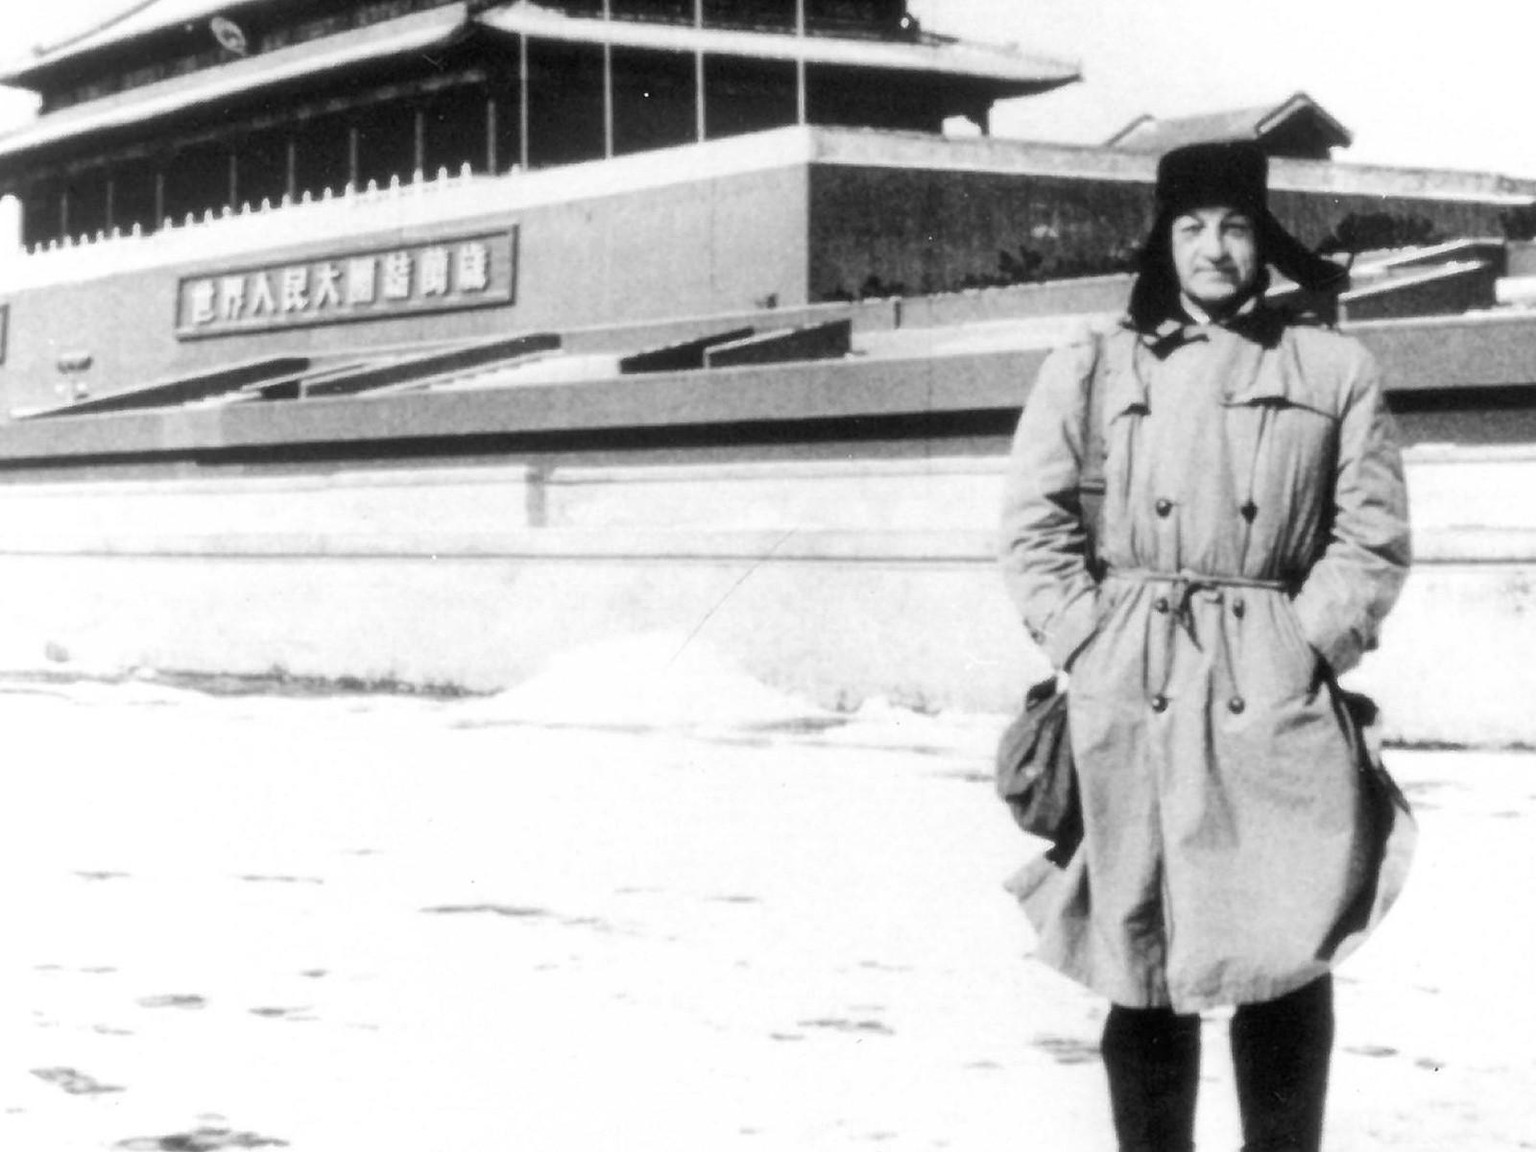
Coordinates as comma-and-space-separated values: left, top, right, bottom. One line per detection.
1240, 500, 1258, 523
1151, 694, 1169, 713
1228, 696, 1246, 714
1232, 597, 1246, 619
1155, 498, 1173, 517
1154, 596, 1169, 613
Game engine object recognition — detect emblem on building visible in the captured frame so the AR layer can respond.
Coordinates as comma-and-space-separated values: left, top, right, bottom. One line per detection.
174, 229, 517, 339
209, 17, 249, 57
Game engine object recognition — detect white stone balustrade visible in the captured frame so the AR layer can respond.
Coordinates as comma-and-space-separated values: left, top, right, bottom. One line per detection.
0, 161, 497, 289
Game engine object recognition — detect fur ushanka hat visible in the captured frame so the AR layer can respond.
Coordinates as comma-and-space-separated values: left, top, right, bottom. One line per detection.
1127, 140, 1349, 331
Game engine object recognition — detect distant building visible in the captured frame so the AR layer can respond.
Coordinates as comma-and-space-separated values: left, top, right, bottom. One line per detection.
0, 0, 1529, 419
1105, 91, 1352, 161
0, 0, 1078, 250
0, 1, 1529, 722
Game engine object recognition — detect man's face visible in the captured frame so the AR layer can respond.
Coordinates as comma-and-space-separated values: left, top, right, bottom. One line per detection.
1170, 206, 1260, 312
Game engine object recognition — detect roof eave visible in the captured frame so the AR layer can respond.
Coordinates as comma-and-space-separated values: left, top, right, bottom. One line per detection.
0, 0, 277, 90
4, 1, 1082, 94
474, 5, 1080, 90
0, 2, 1078, 169
0, 5, 471, 167
1256, 90, 1353, 149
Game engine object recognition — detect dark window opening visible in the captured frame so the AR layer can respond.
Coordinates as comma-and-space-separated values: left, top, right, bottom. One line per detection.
236, 126, 294, 208
423, 86, 492, 176
111, 159, 161, 234
525, 41, 606, 168
21, 183, 59, 249
539, 0, 907, 32
613, 48, 697, 155
354, 100, 419, 189
162, 141, 231, 225
51, 173, 110, 239
704, 0, 795, 31
808, 70, 940, 132
612, 0, 693, 21
705, 56, 796, 139
810, 0, 906, 32
292, 112, 352, 199
491, 87, 523, 173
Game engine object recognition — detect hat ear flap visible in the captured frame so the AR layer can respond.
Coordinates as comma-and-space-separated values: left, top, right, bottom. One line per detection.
1128, 211, 1179, 332
1259, 213, 1349, 293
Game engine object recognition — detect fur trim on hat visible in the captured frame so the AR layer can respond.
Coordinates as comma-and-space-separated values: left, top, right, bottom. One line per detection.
1128, 141, 1348, 333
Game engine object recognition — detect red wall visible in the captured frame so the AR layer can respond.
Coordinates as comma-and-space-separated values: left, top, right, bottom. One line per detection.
806, 165, 1514, 302
0, 165, 810, 415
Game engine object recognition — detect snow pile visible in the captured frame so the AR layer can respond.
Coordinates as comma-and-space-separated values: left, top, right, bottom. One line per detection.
468, 631, 832, 731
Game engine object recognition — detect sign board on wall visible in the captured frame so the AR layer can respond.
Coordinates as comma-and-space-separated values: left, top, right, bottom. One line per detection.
174, 229, 517, 339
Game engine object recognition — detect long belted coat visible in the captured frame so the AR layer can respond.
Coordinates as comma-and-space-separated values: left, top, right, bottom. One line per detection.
999, 311, 1413, 1012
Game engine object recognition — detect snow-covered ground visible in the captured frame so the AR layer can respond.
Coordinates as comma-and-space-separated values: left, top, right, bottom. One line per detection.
2, 635, 1532, 1152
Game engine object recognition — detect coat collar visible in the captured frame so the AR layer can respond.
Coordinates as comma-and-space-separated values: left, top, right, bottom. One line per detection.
1114, 307, 1295, 409
1132, 304, 1286, 355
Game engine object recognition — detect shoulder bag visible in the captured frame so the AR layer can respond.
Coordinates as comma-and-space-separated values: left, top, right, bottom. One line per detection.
995, 332, 1105, 862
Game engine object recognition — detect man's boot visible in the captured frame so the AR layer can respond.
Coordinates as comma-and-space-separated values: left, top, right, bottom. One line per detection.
1102, 1004, 1202, 1152
1230, 976, 1334, 1152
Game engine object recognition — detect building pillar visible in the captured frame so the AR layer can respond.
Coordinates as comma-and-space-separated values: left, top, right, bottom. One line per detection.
795, 0, 807, 126
519, 35, 530, 170
694, 0, 705, 142
486, 95, 499, 173
1, 193, 22, 255
347, 125, 360, 189
285, 137, 298, 201
413, 106, 427, 176
602, 0, 615, 158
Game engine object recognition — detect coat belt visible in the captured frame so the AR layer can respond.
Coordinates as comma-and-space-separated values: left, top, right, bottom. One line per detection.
1103, 569, 1298, 701
1105, 567, 1293, 594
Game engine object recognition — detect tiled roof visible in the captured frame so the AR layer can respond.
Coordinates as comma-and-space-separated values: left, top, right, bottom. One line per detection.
477, 4, 1078, 90
1, 0, 273, 85
4, 0, 1080, 93
0, 6, 467, 159
1105, 91, 1352, 154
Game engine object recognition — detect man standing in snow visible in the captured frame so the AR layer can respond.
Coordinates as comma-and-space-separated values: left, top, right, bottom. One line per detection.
998, 140, 1413, 1152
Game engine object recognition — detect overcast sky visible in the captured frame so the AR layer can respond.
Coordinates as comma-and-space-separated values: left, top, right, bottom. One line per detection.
912, 0, 1534, 178
0, 0, 1531, 178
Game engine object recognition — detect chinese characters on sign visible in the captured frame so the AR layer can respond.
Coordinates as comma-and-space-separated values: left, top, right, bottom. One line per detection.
176, 230, 516, 338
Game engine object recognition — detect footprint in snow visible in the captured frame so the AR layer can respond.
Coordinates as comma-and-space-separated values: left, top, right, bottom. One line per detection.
31, 1067, 124, 1096
1345, 1044, 1399, 1058
1032, 1035, 1102, 1065
116, 1127, 288, 1150
797, 1016, 895, 1037
248, 1007, 315, 1022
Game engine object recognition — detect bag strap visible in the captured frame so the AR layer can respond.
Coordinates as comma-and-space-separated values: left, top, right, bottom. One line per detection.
1079, 330, 1108, 578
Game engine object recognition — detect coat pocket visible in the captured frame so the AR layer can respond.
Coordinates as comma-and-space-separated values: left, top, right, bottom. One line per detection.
1272, 597, 1323, 696
1234, 594, 1321, 705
